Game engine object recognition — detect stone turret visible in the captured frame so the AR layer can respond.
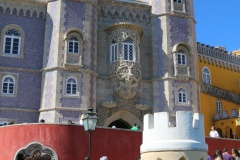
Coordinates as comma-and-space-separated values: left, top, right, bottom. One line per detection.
141, 111, 208, 160
150, 0, 200, 117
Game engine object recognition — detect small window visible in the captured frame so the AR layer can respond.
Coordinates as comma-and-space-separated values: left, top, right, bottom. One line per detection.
68, 36, 79, 54
177, 52, 186, 65
178, 88, 187, 103
110, 40, 118, 63
2, 76, 15, 94
216, 100, 222, 114
3, 29, 21, 55
66, 78, 77, 95
174, 0, 182, 3
202, 67, 211, 84
123, 37, 135, 61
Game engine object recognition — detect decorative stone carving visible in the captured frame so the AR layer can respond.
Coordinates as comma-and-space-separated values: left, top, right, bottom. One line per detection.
135, 104, 150, 111
201, 84, 240, 104
114, 62, 141, 100
64, 63, 83, 71
15, 142, 58, 160
174, 65, 190, 81
102, 101, 117, 109
97, 98, 149, 126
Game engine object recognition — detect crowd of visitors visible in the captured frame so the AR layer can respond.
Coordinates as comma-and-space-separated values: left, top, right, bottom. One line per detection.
208, 126, 240, 160
208, 148, 240, 160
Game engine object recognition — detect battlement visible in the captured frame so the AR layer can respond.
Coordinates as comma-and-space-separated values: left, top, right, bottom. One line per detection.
141, 111, 208, 153
197, 42, 240, 65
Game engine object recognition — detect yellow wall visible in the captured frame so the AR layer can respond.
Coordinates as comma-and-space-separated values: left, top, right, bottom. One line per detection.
198, 56, 240, 137
198, 57, 240, 94
200, 93, 239, 137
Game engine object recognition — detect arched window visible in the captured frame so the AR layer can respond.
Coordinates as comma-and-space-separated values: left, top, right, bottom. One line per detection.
66, 78, 77, 95
68, 36, 79, 54
177, 51, 186, 65
2, 76, 15, 94
123, 37, 135, 61
3, 29, 21, 55
178, 88, 187, 103
110, 40, 118, 63
202, 67, 211, 84
216, 100, 222, 114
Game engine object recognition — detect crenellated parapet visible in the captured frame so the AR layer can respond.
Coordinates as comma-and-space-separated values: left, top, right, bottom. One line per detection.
0, 0, 47, 19
197, 42, 240, 66
141, 111, 208, 160
99, 0, 151, 23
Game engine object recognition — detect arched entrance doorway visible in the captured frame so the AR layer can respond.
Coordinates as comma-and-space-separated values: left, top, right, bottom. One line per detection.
104, 109, 142, 130
108, 119, 131, 129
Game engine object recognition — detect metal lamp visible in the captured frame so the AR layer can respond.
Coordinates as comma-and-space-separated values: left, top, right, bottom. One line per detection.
82, 108, 98, 160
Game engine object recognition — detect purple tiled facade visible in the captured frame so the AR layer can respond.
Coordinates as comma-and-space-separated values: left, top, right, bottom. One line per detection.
0, 9, 45, 69
0, 0, 197, 125
0, 7, 45, 123
64, 1, 85, 31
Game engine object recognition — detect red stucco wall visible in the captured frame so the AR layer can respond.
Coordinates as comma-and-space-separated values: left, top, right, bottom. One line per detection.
0, 124, 142, 160
206, 137, 240, 157
1, 124, 240, 160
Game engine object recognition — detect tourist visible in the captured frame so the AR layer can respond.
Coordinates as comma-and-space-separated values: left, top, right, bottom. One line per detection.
232, 148, 240, 160
131, 123, 138, 131
207, 155, 212, 160
209, 126, 219, 138
222, 148, 233, 160
215, 149, 224, 160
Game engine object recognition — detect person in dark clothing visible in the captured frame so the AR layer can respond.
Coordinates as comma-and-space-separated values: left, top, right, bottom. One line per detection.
232, 148, 240, 160
214, 149, 223, 160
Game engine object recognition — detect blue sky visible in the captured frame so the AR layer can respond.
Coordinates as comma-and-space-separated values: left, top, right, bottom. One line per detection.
195, 0, 240, 52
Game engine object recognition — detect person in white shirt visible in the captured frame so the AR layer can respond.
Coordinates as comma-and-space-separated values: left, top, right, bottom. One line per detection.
209, 126, 219, 138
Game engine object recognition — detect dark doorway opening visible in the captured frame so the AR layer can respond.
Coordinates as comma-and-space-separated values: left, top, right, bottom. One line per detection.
108, 119, 131, 129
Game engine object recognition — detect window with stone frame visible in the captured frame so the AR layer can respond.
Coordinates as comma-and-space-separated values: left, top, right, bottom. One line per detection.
172, 0, 186, 13
66, 77, 77, 95
2, 76, 15, 94
202, 67, 211, 84
174, 0, 182, 3
177, 51, 187, 65
216, 100, 222, 114
1, 25, 25, 58
123, 37, 135, 61
65, 31, 83, 65
3, 29, 21, 55
68, 36, 80, 54
110, 40, 118, 63
178, 88, 187, 103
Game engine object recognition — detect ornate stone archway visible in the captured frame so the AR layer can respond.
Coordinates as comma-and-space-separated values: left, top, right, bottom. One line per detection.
15, 142, 58, 160
101, 109, 143, 129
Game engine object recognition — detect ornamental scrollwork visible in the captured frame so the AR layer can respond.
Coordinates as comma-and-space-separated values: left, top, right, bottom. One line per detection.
113, 62, 141, 100
15, 142, 58, 160
201, 84, 240, 104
